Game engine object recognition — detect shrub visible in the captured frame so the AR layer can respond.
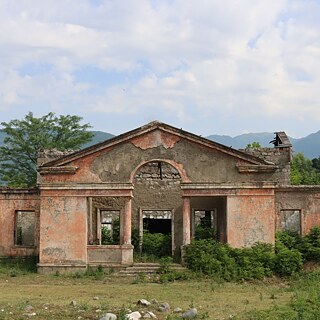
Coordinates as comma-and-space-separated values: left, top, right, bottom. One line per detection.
185, 239, 238, 281
274, 248, 303, 276
276, 227, 320, 263
299, 227, 320, 262
141, 231, 172, 257
275, 230, 301, 250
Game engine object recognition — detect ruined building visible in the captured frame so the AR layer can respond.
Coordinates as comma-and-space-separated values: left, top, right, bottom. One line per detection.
1, 121, 320, 273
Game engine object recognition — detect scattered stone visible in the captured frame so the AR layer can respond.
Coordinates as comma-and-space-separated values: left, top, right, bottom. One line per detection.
93, 296, 100, 300
126, 311, 142, 320
143, 311, 157, 319
137, 299, 151, 307
42, 303, 50, 310
70, 300, 77, 307
23, 312, 37, 317
182, 308, 198, 319
158, 302, 170, 313
99, 313, 117, 320
96, 309, 102, 312
174, 307, 182, 313
151, 299, 158, 304
25, 305, 34, 312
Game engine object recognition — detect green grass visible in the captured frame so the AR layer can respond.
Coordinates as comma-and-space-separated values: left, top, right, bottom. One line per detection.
1, 259, 320, 319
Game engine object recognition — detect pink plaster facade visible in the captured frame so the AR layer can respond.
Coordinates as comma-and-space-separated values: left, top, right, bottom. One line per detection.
1, 121, 320, 273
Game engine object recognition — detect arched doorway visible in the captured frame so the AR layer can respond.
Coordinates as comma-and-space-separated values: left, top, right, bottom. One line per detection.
132, 161, 182, 259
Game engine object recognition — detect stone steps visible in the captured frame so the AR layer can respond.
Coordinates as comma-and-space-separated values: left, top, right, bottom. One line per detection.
117, 262, 187, 276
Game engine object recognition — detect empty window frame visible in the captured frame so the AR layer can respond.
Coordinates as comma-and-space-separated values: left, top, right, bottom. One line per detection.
14, 211, 36, 246
99, 210, 120, 245
280, 209, 301, 234
192, 209, 217, 240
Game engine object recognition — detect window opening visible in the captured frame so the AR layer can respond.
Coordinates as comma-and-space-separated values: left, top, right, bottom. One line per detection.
194, 210, 217, 240
100, 210, 120, 245
280, 210, 301, 234
15, 211, 35, 246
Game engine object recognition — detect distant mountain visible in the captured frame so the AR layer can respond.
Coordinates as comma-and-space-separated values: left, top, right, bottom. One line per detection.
207, 132, 276, 149
207, 131, 319, 159
81, 131, 114, 148
292, 131, 320, 159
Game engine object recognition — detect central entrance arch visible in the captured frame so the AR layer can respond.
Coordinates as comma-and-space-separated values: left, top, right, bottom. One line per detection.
131, 160, 183, 258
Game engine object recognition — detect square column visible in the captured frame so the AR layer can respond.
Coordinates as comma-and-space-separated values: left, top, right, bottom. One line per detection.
182, 196, 191, 245
121, 197, 132, 245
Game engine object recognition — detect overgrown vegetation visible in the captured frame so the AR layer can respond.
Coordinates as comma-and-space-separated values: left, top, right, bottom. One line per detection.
133, 229, 172, 261
101, 219, 120, 245
0, 256, 38, 276
185, 227, 320, 281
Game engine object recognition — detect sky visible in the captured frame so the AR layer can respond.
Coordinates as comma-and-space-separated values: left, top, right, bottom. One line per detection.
0, 0, 320, 138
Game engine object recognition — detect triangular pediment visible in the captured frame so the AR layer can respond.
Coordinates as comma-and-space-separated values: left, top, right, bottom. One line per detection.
40, 121, 274, 168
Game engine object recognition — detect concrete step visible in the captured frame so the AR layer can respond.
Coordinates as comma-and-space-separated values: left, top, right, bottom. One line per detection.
117, 262, 187, 276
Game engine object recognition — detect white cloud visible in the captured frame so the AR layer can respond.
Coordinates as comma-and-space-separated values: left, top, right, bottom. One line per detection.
0, 0, 319, 137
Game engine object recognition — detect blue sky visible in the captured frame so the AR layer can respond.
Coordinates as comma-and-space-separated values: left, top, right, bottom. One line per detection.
0, 0, 320, 137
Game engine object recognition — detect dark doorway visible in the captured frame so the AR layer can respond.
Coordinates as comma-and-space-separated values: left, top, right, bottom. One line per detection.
143, 218, 171, 234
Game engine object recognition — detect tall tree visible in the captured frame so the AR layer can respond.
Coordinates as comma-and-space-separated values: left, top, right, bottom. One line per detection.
0, 112, 93, 187
291, 153, 320, 185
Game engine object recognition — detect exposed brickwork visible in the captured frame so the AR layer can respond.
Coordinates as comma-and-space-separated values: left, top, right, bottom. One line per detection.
240, 147, 292, 185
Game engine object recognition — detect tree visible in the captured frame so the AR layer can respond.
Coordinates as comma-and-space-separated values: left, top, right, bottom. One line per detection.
0, 112, 93, 187
291, 153, 320, 185
312, 157, 320, 172
246, 141, 261, 150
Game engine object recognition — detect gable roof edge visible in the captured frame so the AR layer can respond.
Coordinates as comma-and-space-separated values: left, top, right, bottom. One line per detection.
40, 121, 274, 167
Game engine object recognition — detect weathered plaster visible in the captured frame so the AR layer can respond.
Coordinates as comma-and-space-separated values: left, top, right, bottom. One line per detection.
0, 189, 40, 257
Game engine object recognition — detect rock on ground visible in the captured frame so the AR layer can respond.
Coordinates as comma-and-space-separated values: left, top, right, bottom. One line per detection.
126, 311, 141, 320
182, 308, 198, 319
99, 313, 117, 320
158, 302, 170, 313
137, 299, 151, 307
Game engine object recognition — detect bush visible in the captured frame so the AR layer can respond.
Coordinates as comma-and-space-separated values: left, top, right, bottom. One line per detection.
276, 227, 320, 263
141, 231, 172, 257
274, 248, 303, 276
185, 239, 239, 281
275, 230, 301, 250
299, 227, 320, 262
185, 239, 301, 281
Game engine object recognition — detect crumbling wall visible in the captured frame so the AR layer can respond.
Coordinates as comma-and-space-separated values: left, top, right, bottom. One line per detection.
275, 186, 320, 234
0, 188, 40, 257
227, 189, 275, 247
240, 147, 291, 185
40, 129, 284, 185
37, 149, 77, 166
91, 197, 125, 244
39, 193, 87, 266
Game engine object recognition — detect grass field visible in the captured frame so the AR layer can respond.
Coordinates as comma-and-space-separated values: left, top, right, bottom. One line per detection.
0, 260, 319, 319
